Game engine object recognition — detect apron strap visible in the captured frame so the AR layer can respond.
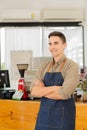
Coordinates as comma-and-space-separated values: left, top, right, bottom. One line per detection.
47, 58, 66, 72
47, 62, 52, 72
59, 58, 66, 71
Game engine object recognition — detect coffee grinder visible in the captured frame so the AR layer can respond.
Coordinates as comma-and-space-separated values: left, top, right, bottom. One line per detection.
17, 64, 29, 100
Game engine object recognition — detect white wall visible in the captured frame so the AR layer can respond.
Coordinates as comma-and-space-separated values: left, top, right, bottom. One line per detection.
0, 0, 85, 10
0, 0, 86, 26
0, 0, 86, 19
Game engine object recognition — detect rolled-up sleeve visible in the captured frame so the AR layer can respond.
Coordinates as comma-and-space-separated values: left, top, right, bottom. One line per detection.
59, 61, 79, 100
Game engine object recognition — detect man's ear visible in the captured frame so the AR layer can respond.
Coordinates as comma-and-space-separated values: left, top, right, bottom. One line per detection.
64, 42, 67, 49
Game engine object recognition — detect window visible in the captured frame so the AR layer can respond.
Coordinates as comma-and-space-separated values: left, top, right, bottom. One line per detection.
0, 27, 42, 69
0, 24, 84, 70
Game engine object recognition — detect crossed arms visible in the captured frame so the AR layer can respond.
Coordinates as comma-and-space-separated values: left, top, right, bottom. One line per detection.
31, 79, 63, 100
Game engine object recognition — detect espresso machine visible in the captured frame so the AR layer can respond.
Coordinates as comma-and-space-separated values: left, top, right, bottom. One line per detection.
17, 64, 29, 100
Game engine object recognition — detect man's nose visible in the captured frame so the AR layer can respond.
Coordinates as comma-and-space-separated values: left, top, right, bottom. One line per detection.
51, 44, 55, 49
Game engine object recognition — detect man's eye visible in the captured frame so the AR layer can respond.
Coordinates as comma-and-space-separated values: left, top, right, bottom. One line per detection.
49, 43, 52, 46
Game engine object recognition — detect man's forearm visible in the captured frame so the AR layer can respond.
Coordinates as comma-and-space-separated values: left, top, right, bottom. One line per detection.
45, 89, 63, 100
31, 86, 59, 98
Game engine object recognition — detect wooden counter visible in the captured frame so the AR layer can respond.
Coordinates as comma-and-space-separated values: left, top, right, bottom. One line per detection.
0, 99, 87, 130
76, 103, 87, 130
0, 100, 40, 130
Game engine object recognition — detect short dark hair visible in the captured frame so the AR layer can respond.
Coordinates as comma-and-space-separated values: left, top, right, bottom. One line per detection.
48, 31, 66, 43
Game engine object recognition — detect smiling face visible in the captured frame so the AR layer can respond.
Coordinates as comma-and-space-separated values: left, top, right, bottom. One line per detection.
48, 36, 66, 61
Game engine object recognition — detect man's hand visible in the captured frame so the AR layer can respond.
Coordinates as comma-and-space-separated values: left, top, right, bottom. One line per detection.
34, 79, 44, 87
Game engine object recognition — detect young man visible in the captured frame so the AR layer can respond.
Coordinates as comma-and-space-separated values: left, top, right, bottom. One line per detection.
31, 31, 79, 130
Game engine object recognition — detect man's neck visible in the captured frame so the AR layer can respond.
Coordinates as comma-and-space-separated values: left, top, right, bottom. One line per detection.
54, 54, 64, 63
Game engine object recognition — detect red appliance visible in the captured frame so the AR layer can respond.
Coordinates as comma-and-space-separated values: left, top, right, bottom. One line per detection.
17, 64, 28, 100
